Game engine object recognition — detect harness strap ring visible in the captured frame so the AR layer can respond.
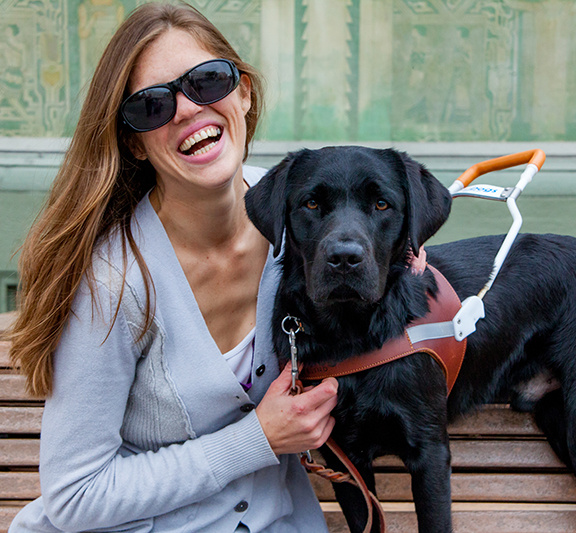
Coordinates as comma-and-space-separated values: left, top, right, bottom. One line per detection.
282, 315, 303, 335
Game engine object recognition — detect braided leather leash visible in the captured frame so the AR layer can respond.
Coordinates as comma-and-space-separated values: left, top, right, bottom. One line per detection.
301, 437, 386, 533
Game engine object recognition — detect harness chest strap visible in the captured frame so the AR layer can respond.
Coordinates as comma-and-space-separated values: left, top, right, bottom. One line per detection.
300, 264, 467, 395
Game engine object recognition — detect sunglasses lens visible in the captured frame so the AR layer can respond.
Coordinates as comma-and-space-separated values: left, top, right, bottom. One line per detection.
182, 60, 237, 105
122, 87, 175, 131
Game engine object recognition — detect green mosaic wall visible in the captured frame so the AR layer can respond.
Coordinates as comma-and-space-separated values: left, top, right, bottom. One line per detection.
1, 0, 575, 141
1, 0, 576, 312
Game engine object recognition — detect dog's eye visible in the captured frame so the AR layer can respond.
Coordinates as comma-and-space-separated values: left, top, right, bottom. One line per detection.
375, 200, 388, 211
306, 199, 319, 210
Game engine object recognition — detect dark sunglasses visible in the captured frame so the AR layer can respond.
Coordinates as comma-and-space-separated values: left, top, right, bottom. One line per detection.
120, 58, 240, 132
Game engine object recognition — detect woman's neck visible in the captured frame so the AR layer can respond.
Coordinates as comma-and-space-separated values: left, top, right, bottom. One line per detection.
148, 167, 270, 353
149, 171, 250, 252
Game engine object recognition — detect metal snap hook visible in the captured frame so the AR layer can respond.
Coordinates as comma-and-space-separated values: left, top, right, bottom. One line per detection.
282, 315, 304, 395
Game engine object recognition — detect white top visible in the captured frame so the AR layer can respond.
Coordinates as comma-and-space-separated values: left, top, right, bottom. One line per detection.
223, 327, 256, 389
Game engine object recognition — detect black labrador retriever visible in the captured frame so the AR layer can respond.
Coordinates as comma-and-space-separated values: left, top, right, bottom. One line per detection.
245, 146, 576, 533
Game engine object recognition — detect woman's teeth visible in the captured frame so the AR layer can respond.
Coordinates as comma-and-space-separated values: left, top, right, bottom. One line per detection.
192, 141, 218, 156
179, 126, 221, 155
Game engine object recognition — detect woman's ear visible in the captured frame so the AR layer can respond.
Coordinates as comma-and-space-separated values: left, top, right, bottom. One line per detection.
239, 73, 252, 116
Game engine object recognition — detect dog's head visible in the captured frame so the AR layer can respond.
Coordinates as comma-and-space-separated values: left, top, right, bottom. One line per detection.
245, 146, 451, 309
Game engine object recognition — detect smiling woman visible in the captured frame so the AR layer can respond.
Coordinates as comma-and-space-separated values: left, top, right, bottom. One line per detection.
7, 3, 339, 532
126, 27, 253, 199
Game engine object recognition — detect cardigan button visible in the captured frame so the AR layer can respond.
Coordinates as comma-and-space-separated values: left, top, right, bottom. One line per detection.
235, 500, 249, 512
240, 403, 256, 413
255, 364, 266, 377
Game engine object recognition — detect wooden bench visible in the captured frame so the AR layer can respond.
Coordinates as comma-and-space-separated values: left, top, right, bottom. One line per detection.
314, 404, 576, 532
1, 312, 575, 532
0, 312, 43, 532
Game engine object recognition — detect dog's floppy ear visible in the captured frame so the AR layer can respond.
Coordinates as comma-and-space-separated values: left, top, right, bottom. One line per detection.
245, 151, 300, 257
396, 150, 452, 255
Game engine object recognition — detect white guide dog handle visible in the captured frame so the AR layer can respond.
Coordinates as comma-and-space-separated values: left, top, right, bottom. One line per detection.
446, 150, 546, 339
453, 296, 485, 341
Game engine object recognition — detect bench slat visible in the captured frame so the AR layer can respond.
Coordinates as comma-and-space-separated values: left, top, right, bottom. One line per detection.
0, 403, 542, 436
0, 343, 9, 367
0, 374, 32, 402
324, 505, 576, 533
3, 495, 576, 533
0, 380, 545, 435
5, 464, 573, 503
374, 440, 566, 469
2, 439, 563, 472
0, 439, 40, 466
0, 407, 43, 433
0, 505, 26, 533
0, 473, 40, 500
449, 404, 542, 436
312, 472, 576, 502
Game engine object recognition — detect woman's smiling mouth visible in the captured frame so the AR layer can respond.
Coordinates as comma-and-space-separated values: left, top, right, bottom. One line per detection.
178, 126, 222, 156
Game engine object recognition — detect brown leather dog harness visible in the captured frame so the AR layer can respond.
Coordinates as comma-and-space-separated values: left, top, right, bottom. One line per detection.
300, 264, 466, 395
294, 265, 466, 533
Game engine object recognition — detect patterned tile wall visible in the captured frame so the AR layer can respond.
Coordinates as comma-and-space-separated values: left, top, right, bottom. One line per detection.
1, 0, 575, 141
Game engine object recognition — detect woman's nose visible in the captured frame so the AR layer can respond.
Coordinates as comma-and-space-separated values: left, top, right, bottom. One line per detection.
172, 91, 203, 124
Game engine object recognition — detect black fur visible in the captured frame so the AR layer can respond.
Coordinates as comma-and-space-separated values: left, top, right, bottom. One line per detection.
245, 146, 576, 533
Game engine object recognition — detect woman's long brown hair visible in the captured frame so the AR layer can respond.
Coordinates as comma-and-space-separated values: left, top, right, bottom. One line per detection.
9, 2, 265, 398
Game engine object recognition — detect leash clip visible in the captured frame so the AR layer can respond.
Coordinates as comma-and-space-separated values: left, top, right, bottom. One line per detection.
301, 450, 313, 463
282, 315, 303, 395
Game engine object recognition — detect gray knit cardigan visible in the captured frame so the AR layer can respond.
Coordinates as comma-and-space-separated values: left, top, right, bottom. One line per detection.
9, 166, 329, 533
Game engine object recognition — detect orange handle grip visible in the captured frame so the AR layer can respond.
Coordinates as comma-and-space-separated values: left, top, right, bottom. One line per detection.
457, 149, 546, 188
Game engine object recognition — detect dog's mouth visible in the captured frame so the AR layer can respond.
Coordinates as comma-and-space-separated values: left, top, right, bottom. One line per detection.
307, 261, 386, 308
324, 285, 366, 303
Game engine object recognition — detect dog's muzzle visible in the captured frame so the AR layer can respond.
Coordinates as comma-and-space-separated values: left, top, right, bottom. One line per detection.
307, 236, 383, 305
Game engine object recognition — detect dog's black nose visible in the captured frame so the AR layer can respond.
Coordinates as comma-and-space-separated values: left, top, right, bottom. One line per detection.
326, 241, 365, 271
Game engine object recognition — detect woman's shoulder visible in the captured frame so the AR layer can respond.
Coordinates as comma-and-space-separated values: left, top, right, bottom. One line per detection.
92, 193, 156, 273
90, 217, 148, 303
243, 165, 267, 187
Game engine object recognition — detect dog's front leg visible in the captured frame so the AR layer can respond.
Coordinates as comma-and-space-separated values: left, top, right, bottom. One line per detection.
320, 445, 380, 533
403, 437, 452, 533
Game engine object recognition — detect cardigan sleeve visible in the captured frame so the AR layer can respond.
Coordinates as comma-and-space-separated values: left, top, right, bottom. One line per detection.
39, 277, 279, 531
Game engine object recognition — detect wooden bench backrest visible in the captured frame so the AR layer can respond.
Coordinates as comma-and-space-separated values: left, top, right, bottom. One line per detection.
1, 312, 575, 532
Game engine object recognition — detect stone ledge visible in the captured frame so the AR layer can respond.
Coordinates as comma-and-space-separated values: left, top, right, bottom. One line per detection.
1, 138, 576, 194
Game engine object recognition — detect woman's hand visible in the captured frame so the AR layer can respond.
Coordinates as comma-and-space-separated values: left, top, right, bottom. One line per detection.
256, 363, 338, 456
